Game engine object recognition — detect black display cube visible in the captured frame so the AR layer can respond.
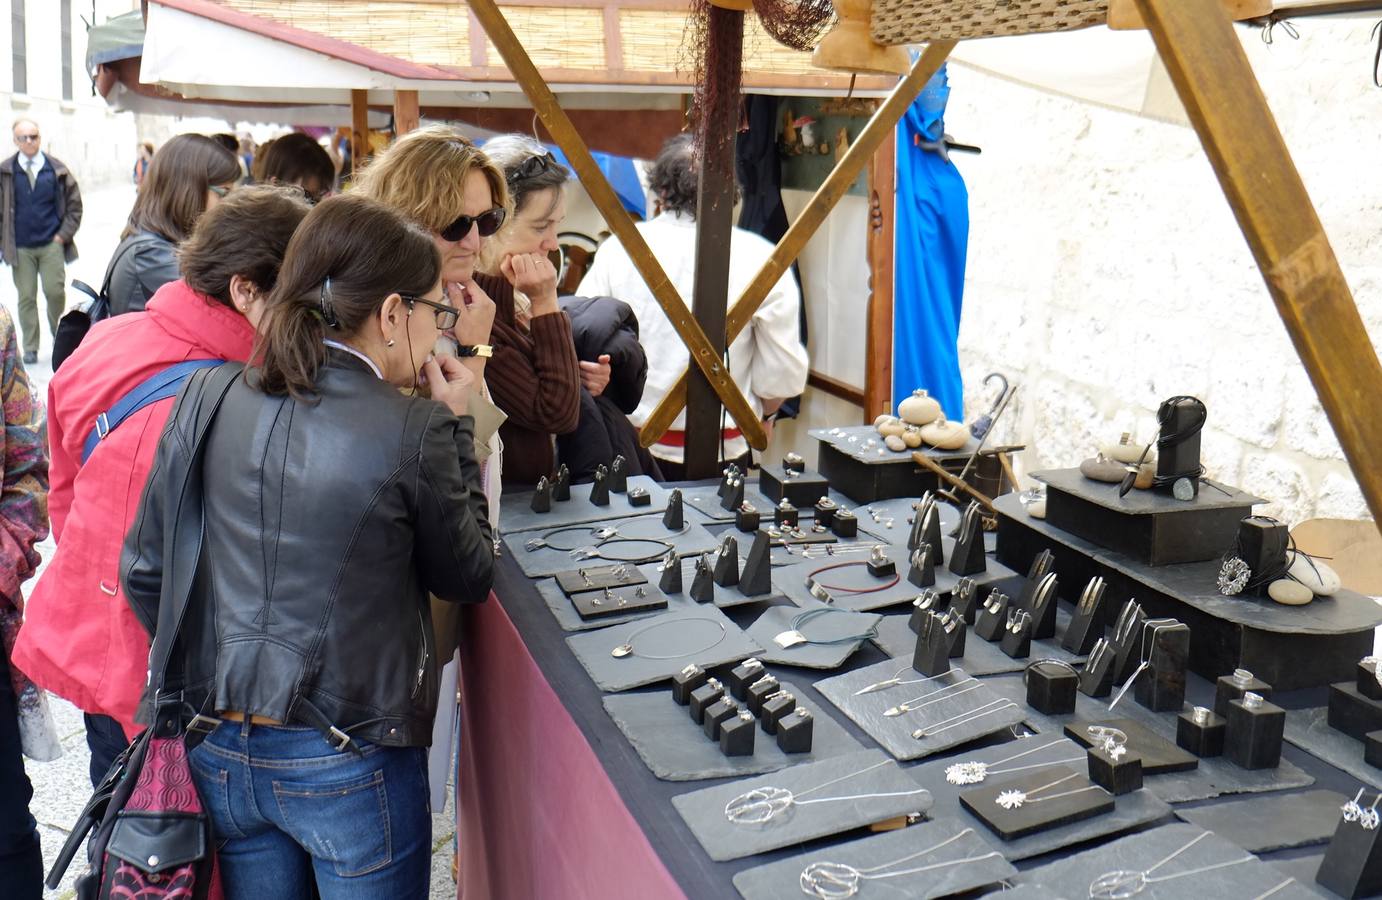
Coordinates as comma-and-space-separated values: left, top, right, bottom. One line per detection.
1086, 745, 1142, 795
1214, 670, 1273, 718
1176, 708, 1226, 758
1037, 468, 1258, 566
1225, 696, 1285, 769
759, 465, 829, 508
1329, 681, 1382, 741
812, 429, 985, 503
1026, 661, 1077, 715
1360, 659, 1382, 701
1317, 795, 1382, 899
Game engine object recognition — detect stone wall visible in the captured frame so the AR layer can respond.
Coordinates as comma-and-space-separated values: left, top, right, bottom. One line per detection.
946, 18, 1381, 526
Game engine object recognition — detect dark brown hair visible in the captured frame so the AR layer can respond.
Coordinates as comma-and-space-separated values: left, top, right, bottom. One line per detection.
178, 185, 311, 308
254, 194, 440, 400
122, 134, 242, 242
256, 132, 335, 198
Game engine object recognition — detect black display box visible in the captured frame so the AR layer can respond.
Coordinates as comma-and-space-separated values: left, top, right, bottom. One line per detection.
1329, 681, 1382, 741
1036, 468, 1259, 566
758, 465, 830, 508
811, 427, 990, 504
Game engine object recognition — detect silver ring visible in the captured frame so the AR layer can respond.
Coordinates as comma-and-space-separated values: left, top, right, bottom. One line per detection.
1242, 691, 1264, 709
1192, 706, 1212, 726
1231, 668, 1254, 687
1086, 725, 1127, 747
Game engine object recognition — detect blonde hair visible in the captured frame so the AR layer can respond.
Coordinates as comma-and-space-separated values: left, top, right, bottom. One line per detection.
352, 125, 509, 233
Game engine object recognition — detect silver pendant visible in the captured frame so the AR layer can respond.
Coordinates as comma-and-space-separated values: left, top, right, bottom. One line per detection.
611, 644, 633, 658
1172, 477, 1194, 501
773, 629, 808, 649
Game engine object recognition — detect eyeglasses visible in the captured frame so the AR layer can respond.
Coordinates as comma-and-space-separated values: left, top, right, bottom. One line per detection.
402, 294, 459, 330
439, 207, 506, 242
15, 134, 39, 143
507, 152, 558, 184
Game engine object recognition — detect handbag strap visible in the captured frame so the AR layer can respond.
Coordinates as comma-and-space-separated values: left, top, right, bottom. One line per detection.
80, 359, 226, 466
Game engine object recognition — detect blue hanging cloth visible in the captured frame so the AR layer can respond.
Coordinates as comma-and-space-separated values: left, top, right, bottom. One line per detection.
548, 147, 647, 220
892, 63, 969, 420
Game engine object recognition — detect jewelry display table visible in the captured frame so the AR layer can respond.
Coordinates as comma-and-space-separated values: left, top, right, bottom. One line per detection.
456, 479, 1378, 900
994, 493, 1382, 690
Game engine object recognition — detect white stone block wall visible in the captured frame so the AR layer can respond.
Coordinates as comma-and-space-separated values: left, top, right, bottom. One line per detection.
945, 18, 1381, 526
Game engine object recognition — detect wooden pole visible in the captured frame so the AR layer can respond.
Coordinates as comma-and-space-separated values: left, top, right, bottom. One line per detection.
467, 0, 767, 449
350, 89, 369, 178
686, 5, 746, 478
1134, 0, 1382, 531
638, 40, 957, 447
864, 129, 897, 423
393, 89, 420, 135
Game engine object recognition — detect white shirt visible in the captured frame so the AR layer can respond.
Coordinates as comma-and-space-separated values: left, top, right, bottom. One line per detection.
578, 212, 809, 464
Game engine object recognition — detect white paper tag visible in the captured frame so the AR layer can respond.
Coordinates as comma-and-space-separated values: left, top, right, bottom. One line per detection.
774, 629, 807, 649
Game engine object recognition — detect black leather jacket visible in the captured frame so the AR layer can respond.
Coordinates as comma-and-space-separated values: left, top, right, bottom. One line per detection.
107, 231, 179, 316
122, 351, 494, 747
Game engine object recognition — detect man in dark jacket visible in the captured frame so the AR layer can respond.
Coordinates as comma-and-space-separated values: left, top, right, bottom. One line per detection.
0, 119, 82, 364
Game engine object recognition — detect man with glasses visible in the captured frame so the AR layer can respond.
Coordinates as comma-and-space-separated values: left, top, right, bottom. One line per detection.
0, 119, 83, 365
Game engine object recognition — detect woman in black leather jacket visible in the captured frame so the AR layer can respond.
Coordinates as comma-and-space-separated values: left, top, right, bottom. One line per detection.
121, 194, 493, 899
106, 134, 242, 315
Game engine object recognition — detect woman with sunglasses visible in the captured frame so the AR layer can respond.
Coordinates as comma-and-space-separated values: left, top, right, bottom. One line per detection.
123, 194, 493, 899
471, 135, 584, 486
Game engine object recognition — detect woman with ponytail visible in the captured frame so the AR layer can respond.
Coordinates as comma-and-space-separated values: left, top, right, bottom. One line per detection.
122, 194, 494, 898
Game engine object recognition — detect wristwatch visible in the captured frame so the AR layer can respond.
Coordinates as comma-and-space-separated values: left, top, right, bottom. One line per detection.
456, 344, 493, 358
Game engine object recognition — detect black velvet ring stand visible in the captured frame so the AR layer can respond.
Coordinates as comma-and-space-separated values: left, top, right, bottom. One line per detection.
671, 665, 708, 705
1176, 707, 1226, 757
975, 592, 1010, 643
735, 504, 761, 533
1087, 745, 1143, 795
1226, 695, 1286, 769
831, 509, 858, 538
1061, 577, 1107, 656
776, 708, 814, 753
1027, 660, 1078, 715
1214, 669, 1273, 717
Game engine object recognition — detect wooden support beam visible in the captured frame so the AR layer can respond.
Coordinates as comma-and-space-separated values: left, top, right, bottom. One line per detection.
393, 90, 420, 135
1135, 0, 1382, 532
638, 40, 957, 447
864, 131, 896, 423
808, 370, 866, 407
467, 0, 767, 449
911, 450, 995, 513
350, 89, 369, 178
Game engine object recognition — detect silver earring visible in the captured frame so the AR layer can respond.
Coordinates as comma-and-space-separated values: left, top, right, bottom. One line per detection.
1342, 788, 1365, 823
1365, 794, 1381, 831
386, 339, 395, 347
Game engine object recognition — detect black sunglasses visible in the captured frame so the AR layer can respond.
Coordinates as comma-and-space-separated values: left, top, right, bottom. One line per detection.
440, 207, 506, 242
402, 293, 459, 330
507, 152, 558, 184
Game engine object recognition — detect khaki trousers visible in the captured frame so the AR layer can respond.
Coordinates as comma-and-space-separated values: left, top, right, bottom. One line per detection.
13, 240, 66, 355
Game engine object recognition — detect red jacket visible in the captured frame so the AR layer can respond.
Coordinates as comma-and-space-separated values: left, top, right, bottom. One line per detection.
14, 280, 254, 739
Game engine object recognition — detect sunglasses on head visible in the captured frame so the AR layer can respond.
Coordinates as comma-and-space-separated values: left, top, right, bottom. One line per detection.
440, 207, 506, 242
507, 152, 558, 184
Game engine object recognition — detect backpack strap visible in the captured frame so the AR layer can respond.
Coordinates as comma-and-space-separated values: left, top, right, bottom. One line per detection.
80, 359, 227, 467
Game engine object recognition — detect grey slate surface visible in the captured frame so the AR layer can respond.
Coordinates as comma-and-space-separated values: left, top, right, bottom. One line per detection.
536, 575, 696, 632
503, 512, 720, 577
870, 604, 1087, 675
744, 600, 881, 669
1283, 704, 1382, 790
566, 608, 763, 692
640, 554, 786, 609
1175, 789, 1348, 853
499, 475, 672, 532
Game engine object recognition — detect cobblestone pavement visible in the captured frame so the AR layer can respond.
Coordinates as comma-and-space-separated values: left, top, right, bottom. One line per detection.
8, 182, 458, 899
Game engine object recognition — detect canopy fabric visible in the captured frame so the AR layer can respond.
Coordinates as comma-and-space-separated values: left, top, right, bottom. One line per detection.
84, 9, 144, 69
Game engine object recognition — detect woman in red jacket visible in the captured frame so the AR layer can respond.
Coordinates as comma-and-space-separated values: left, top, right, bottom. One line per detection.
12, 186, 310, 786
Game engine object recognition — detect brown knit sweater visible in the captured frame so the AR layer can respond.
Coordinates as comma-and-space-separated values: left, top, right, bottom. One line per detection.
474, 272, 581, 486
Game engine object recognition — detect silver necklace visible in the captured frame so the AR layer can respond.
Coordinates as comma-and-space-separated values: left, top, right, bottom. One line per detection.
1108, 617, 1179, 710
724, 759, 928, 825
1088, 831, 1255, 898
911, 699, 1020, 741
945, 739, 1084, 785
610, 615, 727, 659
995, 771, 1105, 810
1252, 879, 1296, 900
883, 679, 980, 717
524, 513, 692, 551
799, 827, 1003, 899
854, 666, 955, 696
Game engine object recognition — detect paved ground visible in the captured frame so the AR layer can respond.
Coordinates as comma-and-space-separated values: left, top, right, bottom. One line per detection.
8, 182, 458, 899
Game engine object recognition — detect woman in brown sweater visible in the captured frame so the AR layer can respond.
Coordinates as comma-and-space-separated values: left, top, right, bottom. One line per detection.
475, 135, 582, 485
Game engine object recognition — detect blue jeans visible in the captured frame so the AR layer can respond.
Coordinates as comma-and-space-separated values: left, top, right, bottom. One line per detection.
189, 720, 431, 900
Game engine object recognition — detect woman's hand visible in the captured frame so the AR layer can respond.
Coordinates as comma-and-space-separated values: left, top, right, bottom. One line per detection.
449, 279, 496, 347
500, 252, 559, 316
579, 354, 612, 397
424, 354, 476, 417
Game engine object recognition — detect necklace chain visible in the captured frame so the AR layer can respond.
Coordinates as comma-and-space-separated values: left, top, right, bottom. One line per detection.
799, 827, 1005, 899
611, 615, 727, 660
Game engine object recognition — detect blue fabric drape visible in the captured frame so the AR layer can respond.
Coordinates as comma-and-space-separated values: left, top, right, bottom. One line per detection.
548, 147, 646, 219
893, 64, 969, 419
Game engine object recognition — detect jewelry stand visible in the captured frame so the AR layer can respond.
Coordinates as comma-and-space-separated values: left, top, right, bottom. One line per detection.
663, 488, 684, 530
722, 477, 746, 512
590, 464, 611, 506
774, 499, 800, 528
1110, 602, 1148, 685
719, 711, 756, 756
1238, 515, 1289, 597
1317, 790, 1382, 899
609, 455, 629, 493
713, 536, 740, 587
912, 611, 952, 677
740, 531, 773, 596
975, 591, 1010, 642
689, 554, 717, 604
832, 508, 858, 538
1226, 694, 1286, 769
1027, 661, 1077, 715
1028, 573, 1059, 641
530, 475, 552, 513
570, 584, 666, 621
552, 463, 571, 501
1064, 718, 1198, 775
1000, 610, 1033, 660
659, 550, 683, 594
555, 564, 649, 595
1155, 395, 1204, 499
671, 664, 707, 704
944, 609, 968, 659
735, 503, 760, 532
727, 659, 765, 699
948, 504, 987, 577
913, 503, 946, 566
1017, 549, 1055, 611
1087, 744, 1142, 795
814, 497, 838, 529
1061, 577, 1107, 655
759, 464, 828, 508
1329, 680, 1382, 740
1078, 639, 1117, 698
1134, 621, 1190, 713
907, 590, 944, 633
1176, 707, 1226, 757
907, 542, 936, 588
689, 680, 725, 723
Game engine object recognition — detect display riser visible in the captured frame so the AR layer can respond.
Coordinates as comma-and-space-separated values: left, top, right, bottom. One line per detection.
995, 494, 1379, 691
813, 440, 1002, 505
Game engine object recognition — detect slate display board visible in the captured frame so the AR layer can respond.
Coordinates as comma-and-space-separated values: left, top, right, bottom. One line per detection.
731, 816, 1017, 900
537, 576, 698, 633
601, 679, 864, 781
870, 604, 1087, 676
1283, 704, 1382, 790
979, 674, 1315, 803
744, 600, 881, 670
503, 512, 720, 578
1035, 467, 1261, 516
638, 556, 786, 610
1175, 789, 1348, 853
500, 475, 673, 532
671, 749, 935, 862
1018, 823, 1319, 900
809, 425, 978, 465
1063, 718, 1200, 775
902, 735, 1172, 861
958, 765, 1115, 841
677, 482, 854, 524
566, 608, 764, 692
814, 659, 1026, 761
778, 545, 1021, 612
847, 495, 961, 538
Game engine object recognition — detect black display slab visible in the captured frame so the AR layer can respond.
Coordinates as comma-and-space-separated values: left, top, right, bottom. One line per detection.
731, 817, 1017, 900
670, 749, 935, 862
537, 577, 697, 632
1175, 789, 1348, 853
500, 475, 673, 532
813, 660, 1025, 761
904, 736, 1172, 861
758, 465, 829, 508
1064, 718, 1200, 775
1036, 467, 1260, 565
775, 544, 1020, 614
994, 493, 1382, 690
504, 512, 721, 578
743, 601, 881, 670
1283, 705, 1382, 790
554, 563, 650, 595
810, 426, 979, 503
869, 604, 1087, 676
601, 679, 863, 781
565, 608, 764, 692
977, 674, 1315, 803
959, 765, 1115, 841
677, 482, 853, 524
638, 557, 785, 610
1018, 823, 1318, 900
1329, 681, 1382, 741
569, 582, 668, 620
